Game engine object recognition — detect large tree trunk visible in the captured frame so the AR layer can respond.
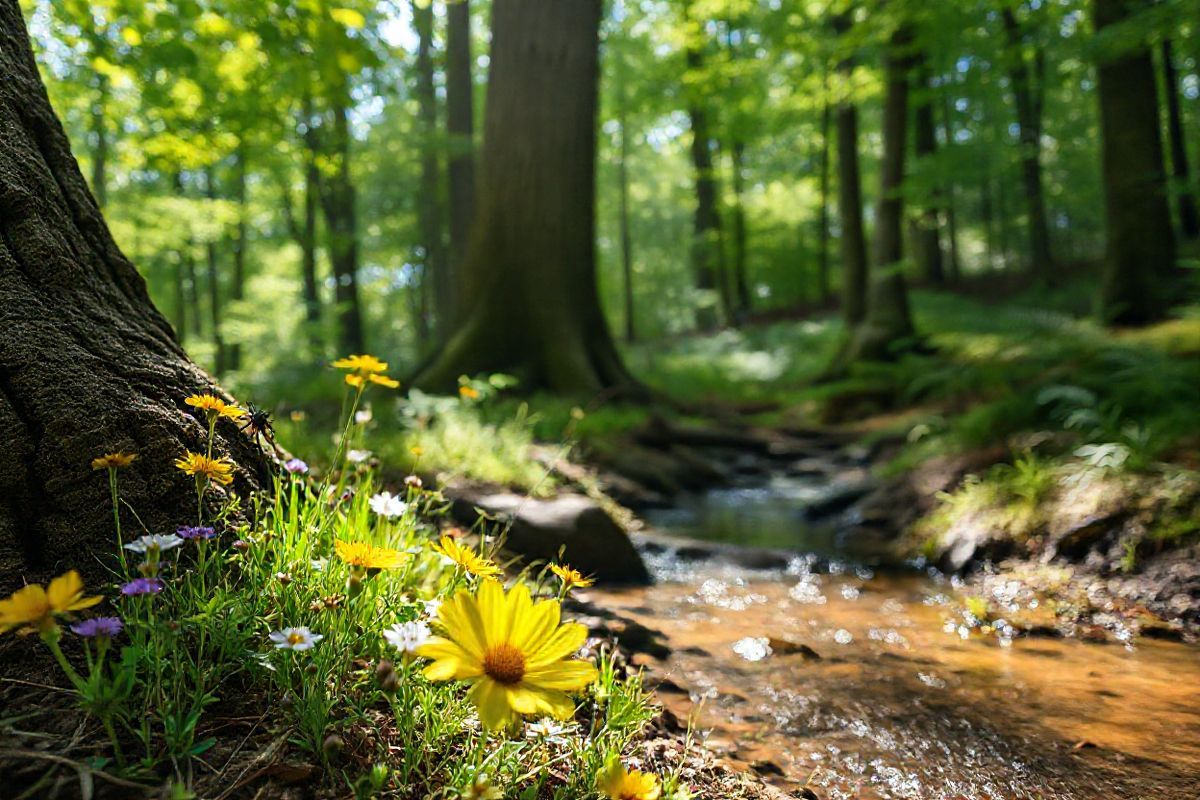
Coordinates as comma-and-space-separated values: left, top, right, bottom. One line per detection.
0, 1, 268, 580
1001, 5, 1054, 283
910, 60, 944, 285
1161, 38, 1199, 240
1094, 0, 1176, 324
410, 0, 637, 395
684, 12, 724, 331
832, 14, 868, 327
414, 0, 445, 348
845, 25, 917, 362
445, 0, 475, 330
615, 27, 636, 343
319, 93, 366, 354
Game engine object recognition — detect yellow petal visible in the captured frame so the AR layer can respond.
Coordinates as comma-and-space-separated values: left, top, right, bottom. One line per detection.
46, 571, 84, 611
511, 595, 560, 653
476, 579, 507, 645
439, 590, 488, 660
527, 621, 588, 667
469, 678, 514, 730
418, 637, 483, 681
523, 659, 598, 691
511, 684, 575, 719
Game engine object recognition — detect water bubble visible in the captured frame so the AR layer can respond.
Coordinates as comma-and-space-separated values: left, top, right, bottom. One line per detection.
732, 636, 772, 661
834, 628, 853, 644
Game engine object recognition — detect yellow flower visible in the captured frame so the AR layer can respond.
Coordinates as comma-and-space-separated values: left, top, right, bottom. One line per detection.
459, 385, 480, 400
0, 571, 103, 636
334, 540, 409, 571
175, 452, 235, 486
91, 451, 137, 471
331, 354, 389, 374
369, 373, 400, 389
597, 761, 662, 800
432, 534, 501, 579
418, 580, 598, 729
185, 393, 245, 420
549, 563, 594, 590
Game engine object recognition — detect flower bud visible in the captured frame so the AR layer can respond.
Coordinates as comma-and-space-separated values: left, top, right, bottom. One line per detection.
375, 659, 395, 682
322, 733, 344, 758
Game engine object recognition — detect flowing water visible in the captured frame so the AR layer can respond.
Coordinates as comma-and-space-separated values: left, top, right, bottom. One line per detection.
592, 474, 1200, 799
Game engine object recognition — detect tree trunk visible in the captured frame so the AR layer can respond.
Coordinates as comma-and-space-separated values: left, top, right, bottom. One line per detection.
616, 28, 636, 343
0, 1, 268, 580
445, 0, 475, 330
410, 0, 637, 395
204, 167, 227, 376
319, 94, 366, 354
1094, 0, 1176, 324
833, 14, 869, 327
939, 84, 962, 281
90, 74, 108, 209
685, 17, 724, 331
1161, 38, 1199, 240
729, 139, 751, 320
414, 0, 444, 348
910, 61, 944, 285
846, 25, 917, 362
817, 97, 832, 302
228, 145, 248, 370
1001, 6, 1054, 282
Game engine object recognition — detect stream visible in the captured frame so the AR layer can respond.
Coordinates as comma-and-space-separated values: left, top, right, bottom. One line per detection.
592, 469, 1200, 799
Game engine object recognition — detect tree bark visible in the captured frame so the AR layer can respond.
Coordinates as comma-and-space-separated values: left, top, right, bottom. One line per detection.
832, 13, 869, 327
0, 1, 268, 580
910, 60, 944, 285
817, 96, 832, 302
1161, 38, 1199, 240
616, 26, 636, 343
90, 74, 108, 209
1001, 5, 1054, 282
445, 0, 475, 330
846, 24, 916, 362
1094, 0, 1176, 324
410, 0, 637, 395
685, 11, 724, 331
414, 0, 445, 348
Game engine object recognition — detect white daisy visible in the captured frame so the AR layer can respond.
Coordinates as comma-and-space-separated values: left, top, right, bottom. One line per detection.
383, 620, 431, 657
355, 407, 373, 424
124, 533, 185, 553
525, 718, 573, 743
346, 449, 372, 464
422, 598, 442, 620
369, 491, 407, 518
269, 627, 323, 651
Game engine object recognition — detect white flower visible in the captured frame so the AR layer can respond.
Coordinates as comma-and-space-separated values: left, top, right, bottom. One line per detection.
346, 449, 372, 464
369, 491, 407, 518
124, 534, 184, 553
525, 718, 573, 742
383, 620, 431, 657
310, 557, 328, 572
269, 627, 323, 651
355, 408, 373, 424
422, 599, 442, 620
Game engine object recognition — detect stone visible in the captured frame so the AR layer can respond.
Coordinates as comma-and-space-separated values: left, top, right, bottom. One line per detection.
449, 491, 651, 584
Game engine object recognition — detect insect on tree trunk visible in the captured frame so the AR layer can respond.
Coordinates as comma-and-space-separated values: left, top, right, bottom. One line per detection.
0, 1, 269, 581
410, 0, 639, 395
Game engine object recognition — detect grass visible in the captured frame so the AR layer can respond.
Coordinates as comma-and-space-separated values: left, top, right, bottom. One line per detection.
1, 373, 682, 799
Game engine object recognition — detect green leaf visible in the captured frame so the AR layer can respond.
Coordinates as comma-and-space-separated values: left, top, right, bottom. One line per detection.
329, 8, 365, 29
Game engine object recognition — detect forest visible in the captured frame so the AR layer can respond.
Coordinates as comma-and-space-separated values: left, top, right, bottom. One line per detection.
1, 0, 1199, 797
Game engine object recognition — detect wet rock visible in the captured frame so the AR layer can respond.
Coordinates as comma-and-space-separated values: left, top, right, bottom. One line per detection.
1048, 512, 1125, 561
766, 637, 821, 660
748, 759, 786, 777
801, 481, 875, 521
450, 491, 650, 584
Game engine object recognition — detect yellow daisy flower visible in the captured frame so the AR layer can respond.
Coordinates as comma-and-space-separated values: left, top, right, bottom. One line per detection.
185, 393, 245, 420
597, 761, 662, 800
175, 452, 236, 485
0, 571, 103, 636
331, 354, 389, 374
432, 534, 502, 579
368, 373, 400, 389
91, 451, 137, 471
549, 563, 594, 590
418, 580, 598, 729
334, 540, 409, 571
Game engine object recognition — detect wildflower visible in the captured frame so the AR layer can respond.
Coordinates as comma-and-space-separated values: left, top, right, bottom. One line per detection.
383, 620, 432, 658
185, 393, 245, 420
310, 593, 345, 613
91, 451, 137, 471
70, 616, 123, 639
550, 563, 595, 590
175, 452, 235, 486
346, 449, 371, 464
423, 598, 442, 619
410, 445, 424, 457
270, 627, 323, 651
232, 539, 250, 552
0, 571, 103, 635
369, 491, 407, 518
461, 773, 503, 800
124, 534, 184, 553
331, 354, 399, 389
275, 571, 293, 585
121, 578, 164, 596
597, 761, 662, 800
335, 540, 409, 571
355, 407, 373, 424
432, 534, 502, 579
176, 525, 217, 541
418, 580, 597, 729
283, 457, 309, 475
289, 409, 306, 422
404, 474, 423, 490
526, 718, 574, 743
459, 385, 480, 400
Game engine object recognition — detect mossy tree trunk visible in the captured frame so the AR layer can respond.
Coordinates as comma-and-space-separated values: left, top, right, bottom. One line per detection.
1093, 0, 1176, 325
0, 0, 269, 581
410, 0, 638, 395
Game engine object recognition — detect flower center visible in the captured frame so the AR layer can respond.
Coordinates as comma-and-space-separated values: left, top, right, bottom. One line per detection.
287, 632, 305, 646
482, 642, 526, 685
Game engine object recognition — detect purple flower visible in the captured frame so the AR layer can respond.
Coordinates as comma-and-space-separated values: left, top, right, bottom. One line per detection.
70, 617, 124, 638
284, 458, 309, 475
121, 578, 165, 596
177, 525, 218, 541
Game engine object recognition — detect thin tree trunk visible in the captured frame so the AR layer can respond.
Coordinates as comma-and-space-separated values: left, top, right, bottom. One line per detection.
445, 0, 475, 330
411, 0, 637, 394
183, 243, 202, 338
228, 145, 247, 370
616, 29, 636, 343
1001, 6, 1053, 282
910, 60, 944, 285
90, 74, 108, 209
414, 0, 444, 348
319, 93, 366, 354
174, 254, 187, 344
817, 96, 832, 302
685, 15, 724, 331
1094, 0, 1176, 324
939, 84, 962, 281
1161, 38, 1199, 240
729, 139, 751, 320
833, 13, 869, 327
204, 167, 227, 376
846, 24, 917, 362
0, 1, 268, 576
